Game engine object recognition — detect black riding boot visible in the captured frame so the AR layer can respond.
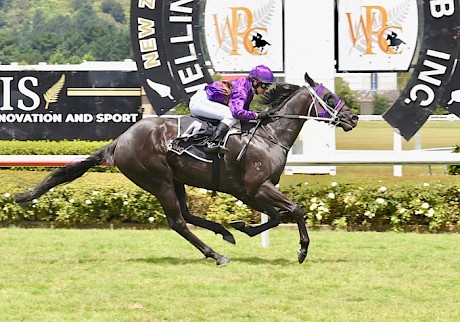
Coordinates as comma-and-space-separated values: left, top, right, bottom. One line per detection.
205, 122, 230, 153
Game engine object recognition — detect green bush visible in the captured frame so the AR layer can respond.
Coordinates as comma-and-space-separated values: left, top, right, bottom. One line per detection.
0, 187, 166, 228
1, 140, 459, 231
1, 181, 458, 232
280, 181, 459, 232
372, 94, 389, 115
447, 145, 460, 175
0, 140, 108, 155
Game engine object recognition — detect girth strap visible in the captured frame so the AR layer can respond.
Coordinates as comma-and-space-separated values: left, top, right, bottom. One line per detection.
211, 154, 220, 196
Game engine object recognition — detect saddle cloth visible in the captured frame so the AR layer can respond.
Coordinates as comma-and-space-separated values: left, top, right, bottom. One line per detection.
167, 115, 252, 162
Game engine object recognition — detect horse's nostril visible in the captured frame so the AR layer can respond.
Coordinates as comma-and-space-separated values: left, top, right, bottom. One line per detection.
352, 115, 359, 122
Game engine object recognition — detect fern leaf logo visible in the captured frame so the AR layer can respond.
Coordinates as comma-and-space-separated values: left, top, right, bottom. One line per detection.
44, 74, 66, 109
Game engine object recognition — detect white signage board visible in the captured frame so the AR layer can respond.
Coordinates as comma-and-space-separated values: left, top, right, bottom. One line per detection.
204, 0, 284, 73
337, 0, 419, 72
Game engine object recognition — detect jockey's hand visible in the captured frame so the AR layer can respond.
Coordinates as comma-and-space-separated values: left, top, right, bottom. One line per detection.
257, 110, 271, 119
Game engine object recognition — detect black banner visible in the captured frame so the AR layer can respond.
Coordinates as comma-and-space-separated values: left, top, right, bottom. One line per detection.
0, 71, 141, 140
130, 0, 213, 115
383, 1, 460, 140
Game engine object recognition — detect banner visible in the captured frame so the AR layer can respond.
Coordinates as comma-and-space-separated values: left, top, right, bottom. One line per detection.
383, 1, 460, 140
131, 0, 213, 115
204, 0, 284, 73
0, 71, 141, 140
131, 0, 285, 115
337, 0, 418, 72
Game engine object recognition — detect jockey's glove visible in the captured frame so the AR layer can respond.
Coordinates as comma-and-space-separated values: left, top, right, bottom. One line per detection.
257, 110, 271, 119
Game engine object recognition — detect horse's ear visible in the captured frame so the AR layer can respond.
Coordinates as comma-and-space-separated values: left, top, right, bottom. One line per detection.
304, 72, 315, 86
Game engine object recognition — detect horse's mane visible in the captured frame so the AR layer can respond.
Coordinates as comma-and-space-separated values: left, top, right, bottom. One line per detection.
259, 83, 301, 112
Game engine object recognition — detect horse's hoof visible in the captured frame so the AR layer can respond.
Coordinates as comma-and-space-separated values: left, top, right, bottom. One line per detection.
216, 256, 231, 266
223, 234, 236, 244
229, 220, 245, 230
297, 249, 308, 264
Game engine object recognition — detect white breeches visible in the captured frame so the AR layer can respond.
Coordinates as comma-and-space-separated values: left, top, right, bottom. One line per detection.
189, 90, 237, 127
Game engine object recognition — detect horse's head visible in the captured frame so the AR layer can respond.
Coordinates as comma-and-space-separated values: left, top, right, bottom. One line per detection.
304, 72, 358, 132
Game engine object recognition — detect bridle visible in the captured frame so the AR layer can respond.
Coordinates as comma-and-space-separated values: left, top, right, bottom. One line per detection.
271, 83, 345, 126
242, 83, 346, 158
305, 83, 345, 125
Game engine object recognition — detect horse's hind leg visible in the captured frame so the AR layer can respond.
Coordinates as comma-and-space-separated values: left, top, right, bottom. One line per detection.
229, 200, 281, 237
159, 188, 230, 265
119, 171, 230, 265
174, 181, 236, 244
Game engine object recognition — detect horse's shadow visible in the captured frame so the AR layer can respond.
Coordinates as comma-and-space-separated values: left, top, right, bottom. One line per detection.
129, 256, 351, 265
130, 256, 296, 266
32, 255, 351, 266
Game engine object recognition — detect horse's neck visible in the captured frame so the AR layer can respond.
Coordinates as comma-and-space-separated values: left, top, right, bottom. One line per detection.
266, 88, 310, 148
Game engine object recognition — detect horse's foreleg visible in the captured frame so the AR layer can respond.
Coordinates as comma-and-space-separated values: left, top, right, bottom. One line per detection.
174, 181, 236, 244
244, 181, 310, 263
292, 205, 309, 263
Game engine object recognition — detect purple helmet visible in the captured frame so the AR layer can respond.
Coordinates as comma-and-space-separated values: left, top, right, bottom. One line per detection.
249, 65, 274, 83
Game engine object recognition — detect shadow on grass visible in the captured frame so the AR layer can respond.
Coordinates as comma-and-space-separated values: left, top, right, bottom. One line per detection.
29, 255, 351, 266
306, 257, 351, 263
127, 253, 354, 265
130, 256, 297, 266
232, 256, 352, 265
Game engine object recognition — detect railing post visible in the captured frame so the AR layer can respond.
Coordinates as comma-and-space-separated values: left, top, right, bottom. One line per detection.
414, 130, 422, 150
261, 213, 269, 248
393, 131, 403, 176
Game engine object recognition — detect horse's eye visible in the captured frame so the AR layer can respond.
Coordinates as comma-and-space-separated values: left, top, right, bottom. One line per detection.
324, 93, 336, 107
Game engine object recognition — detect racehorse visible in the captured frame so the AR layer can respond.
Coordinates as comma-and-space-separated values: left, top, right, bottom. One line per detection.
14, 73, 358, 266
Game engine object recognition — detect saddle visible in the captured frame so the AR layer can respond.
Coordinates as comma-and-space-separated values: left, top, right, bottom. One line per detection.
167, 115, 255, 163
166, 115, 261, 194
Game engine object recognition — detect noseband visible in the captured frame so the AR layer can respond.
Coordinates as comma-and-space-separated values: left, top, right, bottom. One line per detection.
311, 84, 345, 115
267, 84, 346, 125
305, 84, 345, 126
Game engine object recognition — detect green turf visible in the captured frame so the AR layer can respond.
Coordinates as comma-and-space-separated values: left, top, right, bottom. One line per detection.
336, 120, 460, 150
0, 121, 458, 320
0, 229, 458, 321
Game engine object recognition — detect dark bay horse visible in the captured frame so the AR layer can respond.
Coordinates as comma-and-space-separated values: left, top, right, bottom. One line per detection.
14, 73, 358, 265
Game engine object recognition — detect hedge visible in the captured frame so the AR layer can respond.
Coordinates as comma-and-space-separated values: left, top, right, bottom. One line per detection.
0, 140, 108, 155
447, 145, 460, 175
1, 140, 459, 231
1, 181, 458, 232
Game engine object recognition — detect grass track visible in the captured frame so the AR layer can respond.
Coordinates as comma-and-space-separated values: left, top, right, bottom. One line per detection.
0, 229, 459, 321
336, 120, 460, 150
0, 121, 458, 320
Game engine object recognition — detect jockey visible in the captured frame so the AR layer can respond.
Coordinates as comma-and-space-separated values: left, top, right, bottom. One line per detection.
189, 65, 275, 153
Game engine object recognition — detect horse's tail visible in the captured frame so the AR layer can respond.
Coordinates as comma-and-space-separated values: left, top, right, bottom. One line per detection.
14, 140, 118, 203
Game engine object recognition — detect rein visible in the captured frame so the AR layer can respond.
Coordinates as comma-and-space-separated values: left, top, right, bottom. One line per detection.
260, 125, 290, 152
236, 119, 262, 161
272, 115, 336, 122
236, 82, 345, 160
270, 84, 343, 125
